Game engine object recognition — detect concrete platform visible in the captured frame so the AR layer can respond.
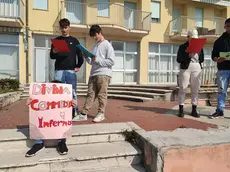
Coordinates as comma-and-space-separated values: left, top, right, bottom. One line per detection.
165, 105, 230, 127
135, 128, 230, 172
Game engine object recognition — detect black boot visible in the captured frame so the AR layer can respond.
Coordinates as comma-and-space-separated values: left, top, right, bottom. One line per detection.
191, 105, 200, 118
178, 105, 184, 118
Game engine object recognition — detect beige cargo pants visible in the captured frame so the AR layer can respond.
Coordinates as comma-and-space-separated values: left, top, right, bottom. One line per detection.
81, 75, 111, 114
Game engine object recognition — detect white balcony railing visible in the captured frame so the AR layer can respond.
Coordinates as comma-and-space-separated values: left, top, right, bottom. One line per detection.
169, 16, 225, 37
63, 1, 151, 32
0, 0, 24, 22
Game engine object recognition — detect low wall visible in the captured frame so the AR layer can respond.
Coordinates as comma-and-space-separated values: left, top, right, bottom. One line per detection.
0, 92, 21, 109
135, 128, 230, 172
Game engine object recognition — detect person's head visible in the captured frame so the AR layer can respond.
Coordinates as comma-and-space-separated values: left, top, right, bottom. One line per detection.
50, 80, 62, 83
59, 18, 71, 36
225, 18, 230, 34
89, 25, 103, 42
187, 29, 198, 41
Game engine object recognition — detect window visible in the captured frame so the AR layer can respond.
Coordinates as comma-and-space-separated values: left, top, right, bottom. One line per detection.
148, 43, 179, 84
34, 0, 48, 10
97, 0, 109, 17
151, 1, 160, 23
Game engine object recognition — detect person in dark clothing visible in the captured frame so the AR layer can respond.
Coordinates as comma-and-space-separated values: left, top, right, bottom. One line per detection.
50, 18, 84, 119
209, 18, 230, 119
177, 29, 204, 118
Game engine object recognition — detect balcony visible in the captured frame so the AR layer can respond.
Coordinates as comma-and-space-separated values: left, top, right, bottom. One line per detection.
169, 16, 225, 42
61, 2, 151, 38
0, 0, 24, 27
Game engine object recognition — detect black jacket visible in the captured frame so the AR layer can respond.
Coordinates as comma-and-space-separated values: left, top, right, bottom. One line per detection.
177, 42, 204, 69
212, 32, 230, 70
50, 36, 84, 70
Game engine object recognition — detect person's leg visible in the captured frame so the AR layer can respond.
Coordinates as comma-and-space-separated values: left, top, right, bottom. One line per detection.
210, 70, 228, 118
65, 70, 78, 116
178, 69, 191, 117
190, 70, 202, 118
74, 77, 97, 121
25, 139, 44, 157
93, 76, 110, 122
54, 70, 65, 83
57, 138, 68, 155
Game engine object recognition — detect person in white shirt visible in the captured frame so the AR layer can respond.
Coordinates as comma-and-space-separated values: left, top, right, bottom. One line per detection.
74, 25, 115, 122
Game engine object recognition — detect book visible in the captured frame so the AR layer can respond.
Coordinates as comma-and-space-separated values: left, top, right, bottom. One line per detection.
51, 39, 70, 52
220, 52, 230, 60
76, 44, 95, 58
186, 38, 207, 53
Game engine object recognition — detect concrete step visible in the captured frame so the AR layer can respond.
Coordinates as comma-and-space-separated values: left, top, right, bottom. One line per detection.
0, 123, 133, 151
0, 141, 142, 172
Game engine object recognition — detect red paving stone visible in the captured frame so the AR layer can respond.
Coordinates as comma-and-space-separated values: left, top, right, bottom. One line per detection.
0, 97, 216, 131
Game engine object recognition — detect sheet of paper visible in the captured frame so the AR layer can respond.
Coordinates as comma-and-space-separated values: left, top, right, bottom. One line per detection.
76, 44, 95, 58
29, 83, 73, 140
220, 52, 230, 60
186, 38, 207, 53
51, 39, 70, 52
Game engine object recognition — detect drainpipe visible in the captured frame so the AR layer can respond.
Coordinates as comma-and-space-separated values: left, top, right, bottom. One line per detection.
25, 0, 29, 84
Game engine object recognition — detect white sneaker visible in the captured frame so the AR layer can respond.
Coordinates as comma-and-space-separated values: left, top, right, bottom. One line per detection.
72, 113, 87, 121
93, 113, 105, 123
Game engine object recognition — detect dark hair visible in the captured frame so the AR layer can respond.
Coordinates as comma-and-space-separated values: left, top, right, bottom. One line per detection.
225, 18, 230, 25
59, 18, 70, 28
89, 25, 102, 37
50, 80, 62, 83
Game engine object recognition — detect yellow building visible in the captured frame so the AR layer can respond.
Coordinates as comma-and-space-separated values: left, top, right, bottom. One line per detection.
0, 0, 230, 85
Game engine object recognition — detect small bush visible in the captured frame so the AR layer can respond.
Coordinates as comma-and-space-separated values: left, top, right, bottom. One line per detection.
0, 79, 20, 92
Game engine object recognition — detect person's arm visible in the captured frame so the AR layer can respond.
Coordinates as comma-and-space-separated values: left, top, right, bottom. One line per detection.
94, 43, 115, 67
75, 47, 84, 68
177, 45, 189, 63
212, 41, 219, 62
199, 49, 204, 63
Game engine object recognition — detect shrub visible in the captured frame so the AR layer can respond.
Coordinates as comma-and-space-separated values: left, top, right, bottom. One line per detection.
0, 79, 20, 92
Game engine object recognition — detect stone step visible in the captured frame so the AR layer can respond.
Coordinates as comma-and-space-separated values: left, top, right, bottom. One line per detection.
0, 141, 142, 171
0, 123, 133, 150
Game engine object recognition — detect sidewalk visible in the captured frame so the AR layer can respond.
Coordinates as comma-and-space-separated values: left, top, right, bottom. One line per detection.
0, 98, 216, 131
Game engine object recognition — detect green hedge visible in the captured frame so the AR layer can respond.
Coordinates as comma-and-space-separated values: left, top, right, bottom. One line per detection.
0, 79, 20, 92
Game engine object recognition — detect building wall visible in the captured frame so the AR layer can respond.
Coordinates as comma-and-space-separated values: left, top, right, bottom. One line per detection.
2, 0, 228, 84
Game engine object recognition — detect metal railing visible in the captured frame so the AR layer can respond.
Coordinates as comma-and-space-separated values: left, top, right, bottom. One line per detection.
169, 16, 225, 37
201, 60, 217, 86
62, 1, 151, 31
0, 0, 24, 21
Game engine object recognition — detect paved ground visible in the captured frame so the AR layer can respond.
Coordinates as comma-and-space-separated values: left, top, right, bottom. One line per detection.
166, 104, 230, 128
0, 97, 217, 131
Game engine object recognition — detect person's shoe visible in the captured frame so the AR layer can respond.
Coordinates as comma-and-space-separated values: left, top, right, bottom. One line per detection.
25, 143, 44, 157
178, 105, 184, 118
72, 113, 87, 121
57, 141, 68, 155
191, 105, 200, 118
209, 111, 224, 119
93, 113, 105, 122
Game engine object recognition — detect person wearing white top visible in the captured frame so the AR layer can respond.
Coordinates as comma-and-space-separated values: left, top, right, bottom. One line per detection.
74, 25, 115, 122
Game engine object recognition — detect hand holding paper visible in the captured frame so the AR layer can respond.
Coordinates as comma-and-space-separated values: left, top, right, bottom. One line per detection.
76, 44, 95, 58
51, 39, 70, 53
220, 52, 230, 60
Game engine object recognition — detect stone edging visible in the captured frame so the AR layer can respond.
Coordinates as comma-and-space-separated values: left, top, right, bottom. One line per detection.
0, 91, 21, 109
134, 128, 230, 172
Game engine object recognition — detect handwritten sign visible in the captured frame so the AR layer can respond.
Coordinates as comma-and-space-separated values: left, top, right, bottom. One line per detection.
29, 83, 73, 140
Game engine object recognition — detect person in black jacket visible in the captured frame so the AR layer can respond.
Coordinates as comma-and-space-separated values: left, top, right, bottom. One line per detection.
209, 18, 230, 119
177, 29, 204, 118
50, 18, 84, 119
